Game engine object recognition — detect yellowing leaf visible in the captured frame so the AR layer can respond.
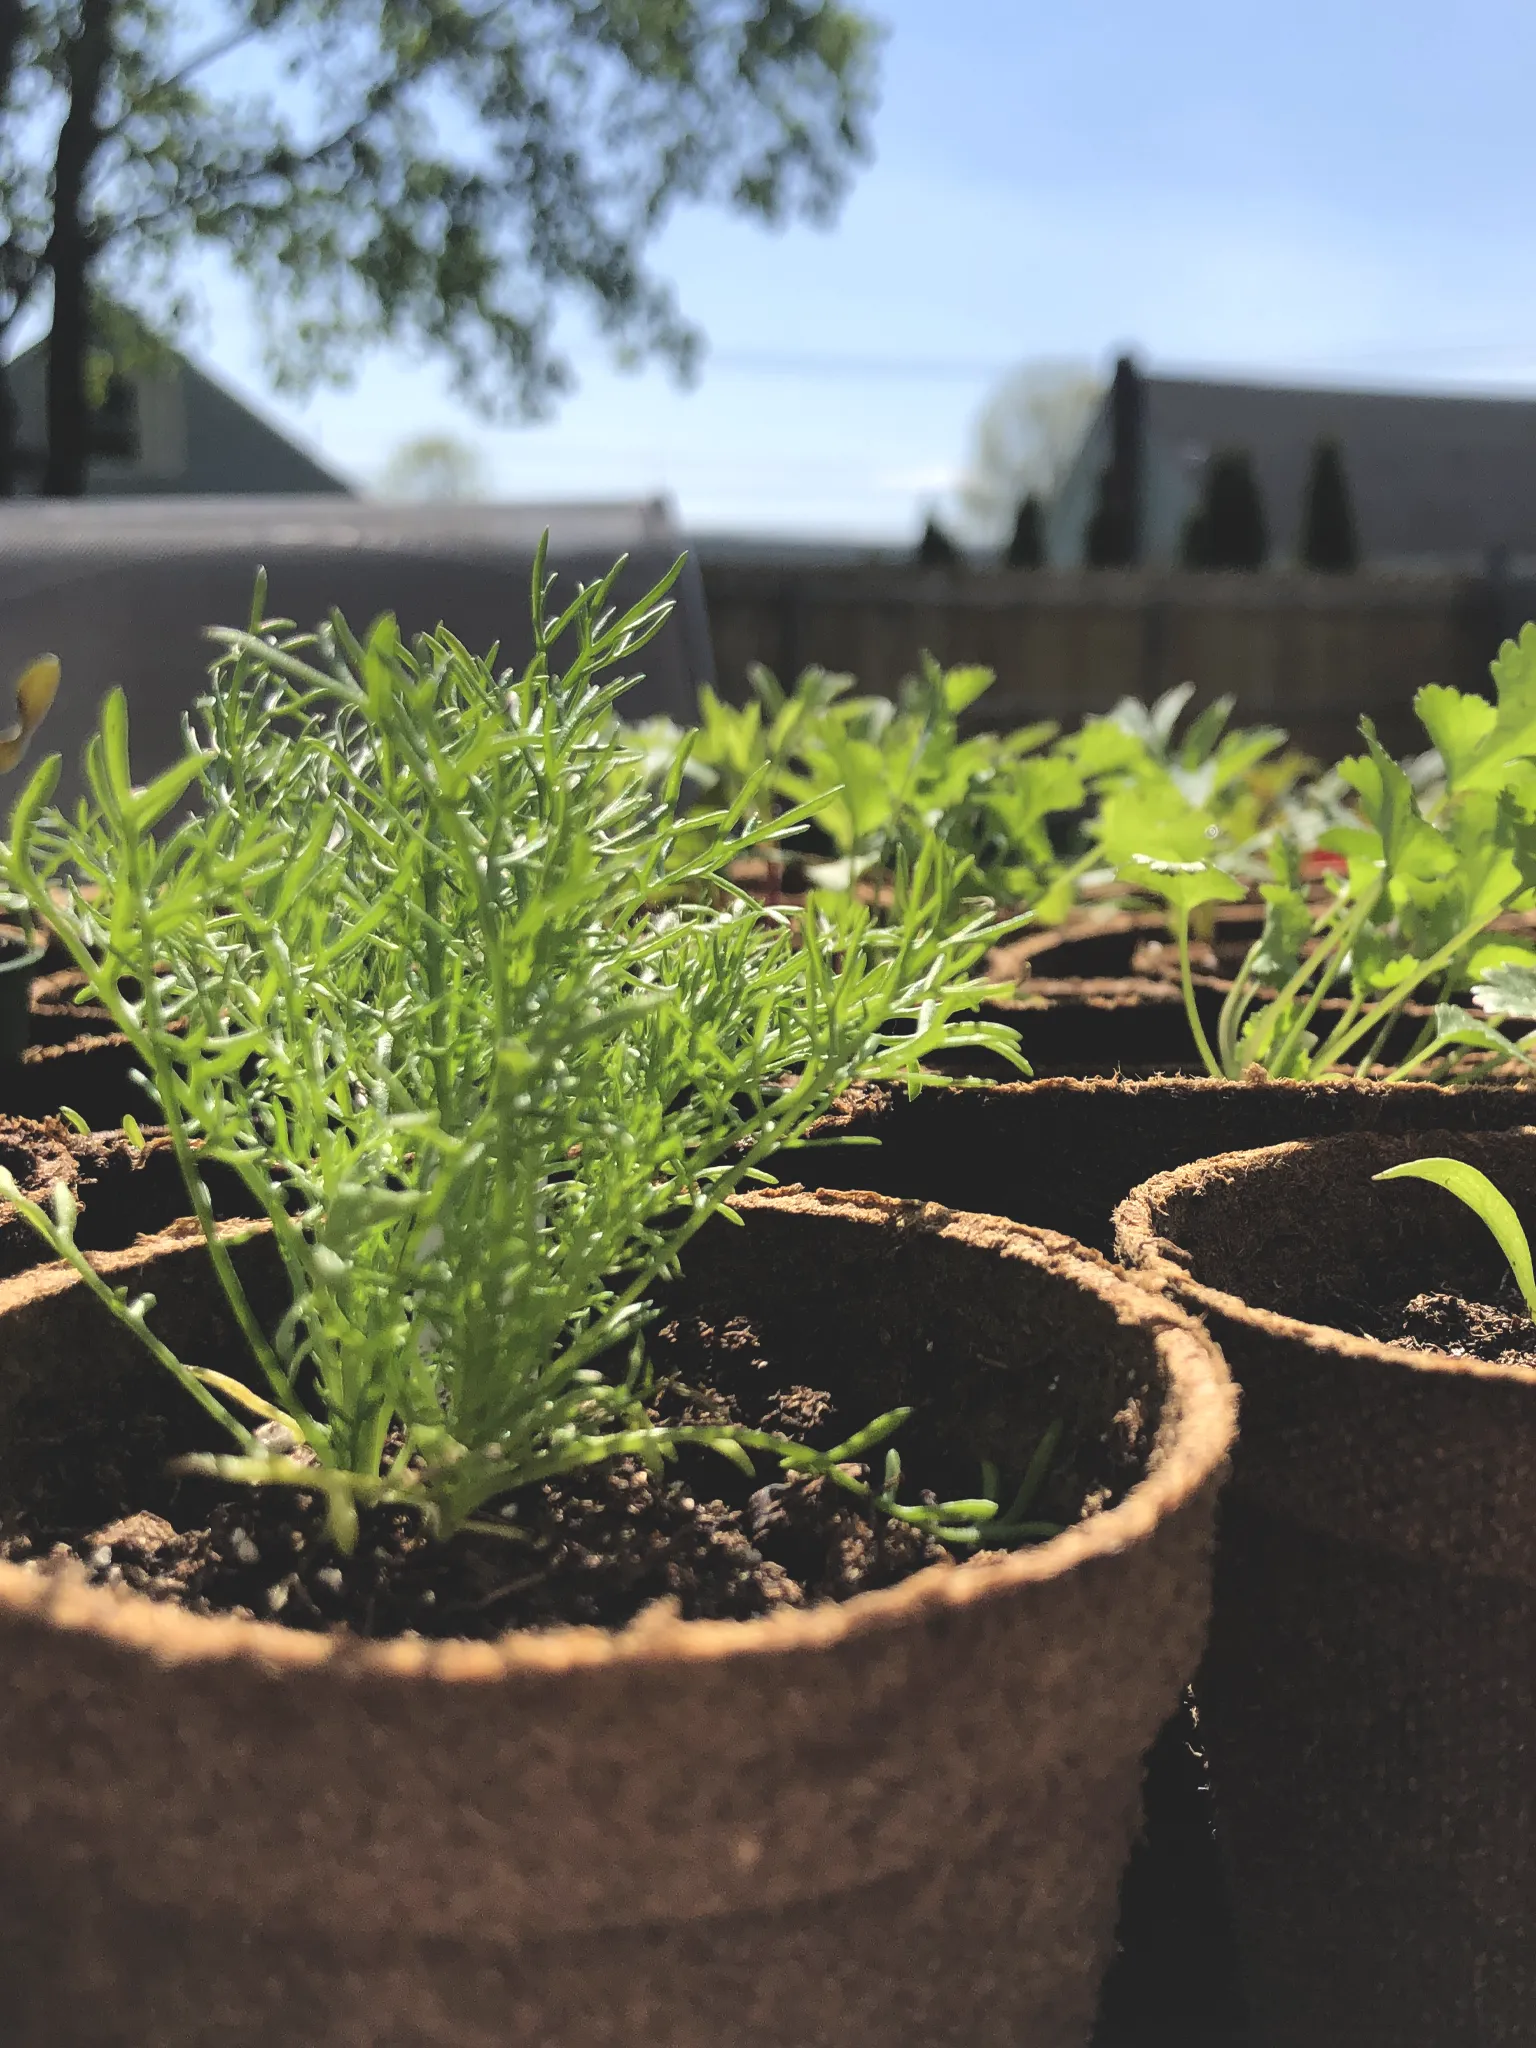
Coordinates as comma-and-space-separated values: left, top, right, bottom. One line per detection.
0, 654, 60, 772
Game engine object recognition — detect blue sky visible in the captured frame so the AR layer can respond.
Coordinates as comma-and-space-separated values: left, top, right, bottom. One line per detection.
191, 0, 1536, 539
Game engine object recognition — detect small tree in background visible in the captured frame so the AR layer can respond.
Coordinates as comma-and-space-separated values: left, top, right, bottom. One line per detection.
1299, 436, 1360, 572
957, 359, 1101, 545
1005, 494, 1045, 568
917, 515, 963, 568
1182, 449, 1268, 570
378, 434, 490, 503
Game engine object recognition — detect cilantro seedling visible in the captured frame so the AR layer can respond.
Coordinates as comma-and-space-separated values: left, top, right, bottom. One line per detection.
1113, 629, 1536, 1080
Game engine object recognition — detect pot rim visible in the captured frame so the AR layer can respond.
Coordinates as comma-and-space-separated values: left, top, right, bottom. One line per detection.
818, 1071, 1536, 1117
0, 1184, 1234, 1685
1115, 1125, 1536, 1393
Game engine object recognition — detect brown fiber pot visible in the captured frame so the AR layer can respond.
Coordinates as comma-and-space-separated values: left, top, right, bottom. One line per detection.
0, 1118, 252, 1277
978, 908, 1434, 1081
971, 907, 1257, 1079
992, 903, 1267, 987
790, 1075, 1533, 2043
1115, 1126, 1536, 2047
0, 927, 136, 1131
793, 1074, 1536, 1253
0, 1031, 148, 1130
0, 1186, 1234, 2048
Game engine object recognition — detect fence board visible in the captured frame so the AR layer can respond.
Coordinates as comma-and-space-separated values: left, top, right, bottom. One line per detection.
700, 565, 1528, 762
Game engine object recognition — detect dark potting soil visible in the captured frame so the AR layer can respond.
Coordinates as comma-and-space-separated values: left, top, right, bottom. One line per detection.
0, 1306, 1041, 1641
1374, 1287, 1536, 1371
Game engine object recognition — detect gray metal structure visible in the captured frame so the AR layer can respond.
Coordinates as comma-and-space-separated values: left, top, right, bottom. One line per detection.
0, 498, 712, 813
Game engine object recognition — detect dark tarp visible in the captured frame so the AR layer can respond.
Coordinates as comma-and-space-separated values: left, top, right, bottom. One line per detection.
0, 497, 712, 812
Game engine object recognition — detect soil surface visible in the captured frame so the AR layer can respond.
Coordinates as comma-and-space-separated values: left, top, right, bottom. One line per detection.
0, 1307, 1018, 1641
1375, 1287, 1536, 1371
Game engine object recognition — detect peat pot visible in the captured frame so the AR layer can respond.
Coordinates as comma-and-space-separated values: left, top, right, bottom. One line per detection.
796, 1074, 1536, 1254
979, 907, 1432, 1081
791, 1076, 1536, 2045
0, 940, 138, 1129
0, 1117, 249, 1277
1116, 1126, 1536, 2047
0, 926, 46, 1063
0, 1030, 145, 1130
0, 1187, 1236, 2048
971, 907, 1254, 1080
993, 903, 1267, 989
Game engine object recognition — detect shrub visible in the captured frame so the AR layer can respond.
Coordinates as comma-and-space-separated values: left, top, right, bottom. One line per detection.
1182, 450, 1268, 571
1299, 436, 1360, 573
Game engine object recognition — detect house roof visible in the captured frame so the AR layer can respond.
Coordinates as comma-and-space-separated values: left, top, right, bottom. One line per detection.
1140, 372, 1536, 565
8, 339, 349, 497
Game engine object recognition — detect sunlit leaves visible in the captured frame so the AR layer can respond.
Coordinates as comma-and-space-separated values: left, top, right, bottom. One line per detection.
1, 551, 1026, 1548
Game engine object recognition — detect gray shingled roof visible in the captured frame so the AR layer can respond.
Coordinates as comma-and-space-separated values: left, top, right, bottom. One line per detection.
1144, 374, 1536, 566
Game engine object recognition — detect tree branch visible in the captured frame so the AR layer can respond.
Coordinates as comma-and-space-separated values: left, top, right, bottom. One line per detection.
96, 18, 269, 143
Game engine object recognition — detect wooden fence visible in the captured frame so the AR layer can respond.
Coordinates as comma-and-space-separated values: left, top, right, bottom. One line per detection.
699, 563, 1534, 761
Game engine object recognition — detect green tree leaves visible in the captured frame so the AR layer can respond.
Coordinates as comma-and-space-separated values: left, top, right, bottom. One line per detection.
11, 1, 881, 486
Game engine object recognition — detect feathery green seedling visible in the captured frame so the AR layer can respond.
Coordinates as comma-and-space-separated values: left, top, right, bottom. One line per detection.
0, 548, 1047, 1556
1374, 1158, 1536, 1319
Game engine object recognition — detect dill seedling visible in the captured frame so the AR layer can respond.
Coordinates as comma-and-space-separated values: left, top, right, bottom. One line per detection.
0, 548, 1043, 1554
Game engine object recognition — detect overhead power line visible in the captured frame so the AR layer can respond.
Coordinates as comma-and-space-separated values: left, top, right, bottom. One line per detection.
706, 348, 1013, 382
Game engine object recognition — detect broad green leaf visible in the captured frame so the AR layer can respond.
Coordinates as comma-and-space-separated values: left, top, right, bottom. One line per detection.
1337, 722, 1437, 875
1464, 938, 1536, 981
1420, 1004, 1534, 1066
942, 664, 995, 714
1472, 962, 1536, 1018
1127, 853, 1246, 914
1414, 684, 1496, 788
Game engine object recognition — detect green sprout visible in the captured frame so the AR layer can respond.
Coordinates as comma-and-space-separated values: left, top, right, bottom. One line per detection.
1115, 629, 1536, 1081
630, 653, 1090, 922
0, 547, 1047, 1556
1374, 1157, 1536, 1320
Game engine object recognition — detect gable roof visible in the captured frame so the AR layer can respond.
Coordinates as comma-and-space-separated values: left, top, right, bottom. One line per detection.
1141, 373, 1536, 566
7, 339, 349, 497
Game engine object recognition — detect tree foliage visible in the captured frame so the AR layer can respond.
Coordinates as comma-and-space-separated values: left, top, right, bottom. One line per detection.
1084, 355, 1142, 569
957, 358, 1100, 547
378, 430, 488, 502
1, 0, 880, 493
1004, 491, 1044, 568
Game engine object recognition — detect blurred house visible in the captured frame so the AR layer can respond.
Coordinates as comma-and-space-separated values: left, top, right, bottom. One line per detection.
6, 338, 349, 497
1047, 357, 1536, 571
